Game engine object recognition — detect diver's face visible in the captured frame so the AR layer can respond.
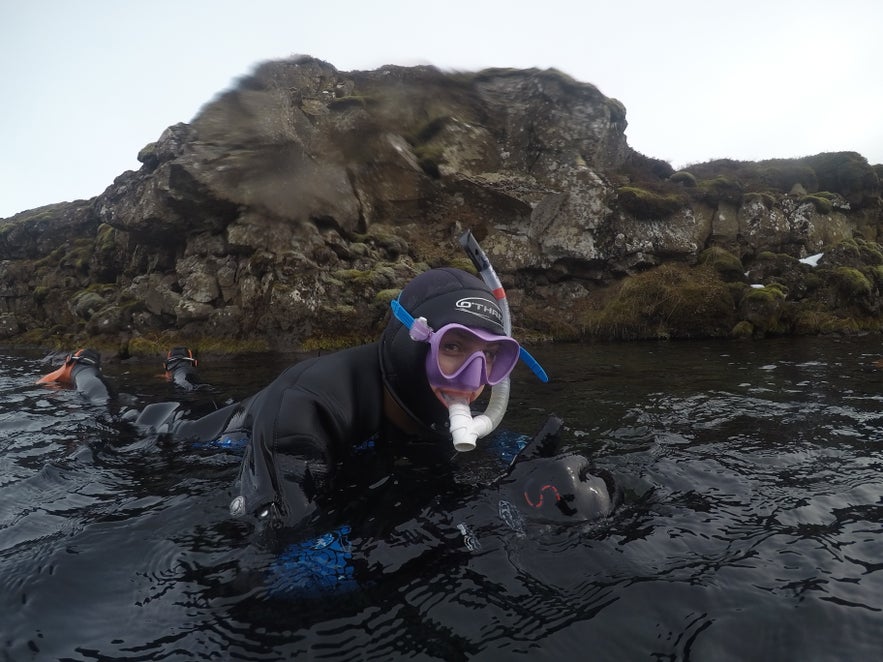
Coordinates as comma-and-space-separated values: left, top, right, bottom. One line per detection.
423, 323, 520, 407
438, 329, 502, 378
432, 328, 504, 403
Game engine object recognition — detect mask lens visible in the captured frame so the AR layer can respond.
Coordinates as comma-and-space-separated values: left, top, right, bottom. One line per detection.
431, 325, 520, 386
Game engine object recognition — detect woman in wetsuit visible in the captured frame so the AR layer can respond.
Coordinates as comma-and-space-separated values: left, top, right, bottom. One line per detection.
169, 267, 532, 530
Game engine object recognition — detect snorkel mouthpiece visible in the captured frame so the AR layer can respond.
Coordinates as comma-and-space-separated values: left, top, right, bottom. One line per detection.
447, 400, 494, 452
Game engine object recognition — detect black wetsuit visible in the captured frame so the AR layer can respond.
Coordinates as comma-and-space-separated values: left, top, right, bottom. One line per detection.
168, 269, 521, 537
173, 343, 451, 529
70, 362, 113, 405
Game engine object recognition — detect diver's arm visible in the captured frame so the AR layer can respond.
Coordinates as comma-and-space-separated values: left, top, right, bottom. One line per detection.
232, 383, 339, 529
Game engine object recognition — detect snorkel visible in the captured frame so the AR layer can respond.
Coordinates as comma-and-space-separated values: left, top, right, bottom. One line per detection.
391, 231, 548, 452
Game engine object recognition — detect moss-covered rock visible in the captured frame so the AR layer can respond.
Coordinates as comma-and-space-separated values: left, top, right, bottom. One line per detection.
670, 171, 697, 187
698, 246, 744, 282
800, 194, 835, 214
832, 266, 873, 298
804, 152, 880, 208
582, 263, 736, 340
821, 237, 883, 268
697, 176, 743, 205
616, 186, 686, 218
739, 285, 787, 336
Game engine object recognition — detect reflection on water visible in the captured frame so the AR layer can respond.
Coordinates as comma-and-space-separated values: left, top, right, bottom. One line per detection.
1, 337, 882, 660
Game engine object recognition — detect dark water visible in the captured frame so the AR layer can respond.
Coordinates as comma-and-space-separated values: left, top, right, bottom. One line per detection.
2, 337, 883, 661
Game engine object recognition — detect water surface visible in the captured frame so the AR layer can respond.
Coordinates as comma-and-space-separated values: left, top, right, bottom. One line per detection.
1, 337, 882, 660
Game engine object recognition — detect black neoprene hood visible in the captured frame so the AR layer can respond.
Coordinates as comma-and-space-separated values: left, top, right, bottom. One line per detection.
379, 268, 504, 432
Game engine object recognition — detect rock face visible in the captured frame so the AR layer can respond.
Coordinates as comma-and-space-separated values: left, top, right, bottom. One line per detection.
1, 56, 882, 353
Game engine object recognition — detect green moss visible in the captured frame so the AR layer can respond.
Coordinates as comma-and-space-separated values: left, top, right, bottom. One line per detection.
411, 144, 445, 177
804, 152, 877, 206
812, 191, 840, 200
870, 265, 883, 286
832, 266, 872, 297
125, 333, 271, 357
857, 238, 883, 264
445, 257, 478, 273
96, 223, 117, 252
697, 176, 743, 205
583, 263, 736, 340
698, 246, 744, 282
731, 320, 754, 338
374, 288, 400, 304
136, 141, 157, 163
726, 281, 751, 305
755, 160, 818, 192
16, 328, 52, 345
616, 186, 686, 218
739, 286, 788, 336
800, 194, 834, 214
789, 308, 870, 335
669, 171, 697, 187
744, 286, 786, 303
333, 268, 374, 284
763, 282, 788, 298
804, 272, 824, 291
299, 332, 374, 352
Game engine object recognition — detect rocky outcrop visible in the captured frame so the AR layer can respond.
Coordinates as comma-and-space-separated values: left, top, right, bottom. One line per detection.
1, 56, 881, 353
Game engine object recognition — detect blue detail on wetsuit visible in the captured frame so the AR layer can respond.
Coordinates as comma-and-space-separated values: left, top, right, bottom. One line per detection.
190, 430, 250, 454
265, 525, 357, 598
352, 435, 377, 453
486, 429, 530, 464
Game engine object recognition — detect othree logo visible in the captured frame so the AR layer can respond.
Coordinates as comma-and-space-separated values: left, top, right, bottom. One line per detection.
455, 297, 502, 324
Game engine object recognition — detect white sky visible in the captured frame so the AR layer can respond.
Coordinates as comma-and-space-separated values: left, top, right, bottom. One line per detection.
2, 0, 882, 219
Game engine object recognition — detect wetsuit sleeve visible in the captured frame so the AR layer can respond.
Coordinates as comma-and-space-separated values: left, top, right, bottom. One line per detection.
236, 382, 343, 529
231, 345, 385, 530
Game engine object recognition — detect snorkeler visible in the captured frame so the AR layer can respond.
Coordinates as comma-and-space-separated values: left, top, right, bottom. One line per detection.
151, 263, 544, 529
163, 346, 203, 391
36, 348, 113, 405
135, 231, 617, 596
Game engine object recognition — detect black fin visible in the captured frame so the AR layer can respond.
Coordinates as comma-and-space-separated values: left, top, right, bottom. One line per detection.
135, 402, 181, 434
510, 415, 563, 464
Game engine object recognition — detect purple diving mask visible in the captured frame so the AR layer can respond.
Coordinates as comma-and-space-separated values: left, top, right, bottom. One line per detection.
425, 323, 520, 393
390, 299, 520, 394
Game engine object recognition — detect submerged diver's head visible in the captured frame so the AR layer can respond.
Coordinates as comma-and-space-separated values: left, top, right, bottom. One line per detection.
379, 268, 518, 434
164, 346, 198, 373
514, 454, 615, 522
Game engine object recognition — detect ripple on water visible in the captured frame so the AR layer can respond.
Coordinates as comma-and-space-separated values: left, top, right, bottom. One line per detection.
3, 340, 883, 659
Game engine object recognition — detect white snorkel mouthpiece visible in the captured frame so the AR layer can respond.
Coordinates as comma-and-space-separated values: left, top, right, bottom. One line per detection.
447, 399, 494, 452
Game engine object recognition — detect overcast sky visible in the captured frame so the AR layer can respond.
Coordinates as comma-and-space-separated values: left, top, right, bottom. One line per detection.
2, 0, 881, 219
